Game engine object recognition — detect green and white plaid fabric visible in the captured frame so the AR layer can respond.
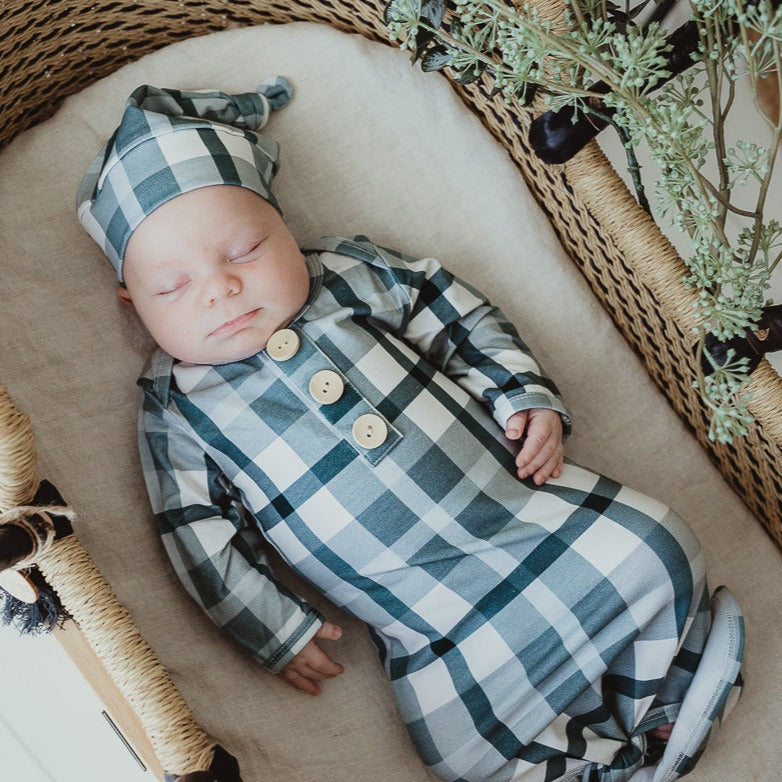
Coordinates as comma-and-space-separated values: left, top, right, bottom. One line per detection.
137, 237, 742, 782
76, 78, 292, 282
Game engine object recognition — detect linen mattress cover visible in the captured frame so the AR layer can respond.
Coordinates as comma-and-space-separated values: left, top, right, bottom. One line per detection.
0, 22, 779, 782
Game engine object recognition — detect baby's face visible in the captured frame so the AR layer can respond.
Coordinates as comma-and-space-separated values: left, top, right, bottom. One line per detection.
121, 185, 310, 364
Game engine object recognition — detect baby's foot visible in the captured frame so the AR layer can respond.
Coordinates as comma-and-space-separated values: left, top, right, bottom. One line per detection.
643, 722, 674, 766
650, 723, 674, 741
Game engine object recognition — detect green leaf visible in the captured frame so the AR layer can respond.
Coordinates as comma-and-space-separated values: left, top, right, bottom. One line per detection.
420, 0, 446, 30
422, 44, 454, 72
412, 28, 437, 63
453, 63, 485, 84
383, 0, 397, 26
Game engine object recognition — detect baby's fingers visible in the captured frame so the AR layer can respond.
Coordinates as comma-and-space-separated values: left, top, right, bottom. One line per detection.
304, 624, 344, 678
282, 667, 323, 696
307, 647, 345, 679
504, 411, 528, 440
299, 659, 343, 681
316, 621, 343, 641
517, 438, 559, 481
530, 446, 564, 486
515, 426, 550, 470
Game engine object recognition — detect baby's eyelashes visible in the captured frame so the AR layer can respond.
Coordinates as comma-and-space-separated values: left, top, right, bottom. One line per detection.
157, 277, 190, 296
230, 247, 260, 263
228, 237, 266, 263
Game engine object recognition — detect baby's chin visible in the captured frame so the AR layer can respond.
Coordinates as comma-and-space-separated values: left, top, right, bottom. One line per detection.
167, 333, 270, 365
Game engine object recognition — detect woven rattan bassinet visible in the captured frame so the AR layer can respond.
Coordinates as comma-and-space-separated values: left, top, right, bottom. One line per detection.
1, 0, 781, 779
7, 0, 780, 542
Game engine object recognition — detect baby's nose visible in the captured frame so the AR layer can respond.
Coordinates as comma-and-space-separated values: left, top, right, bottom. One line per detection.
203, 269, 241, 305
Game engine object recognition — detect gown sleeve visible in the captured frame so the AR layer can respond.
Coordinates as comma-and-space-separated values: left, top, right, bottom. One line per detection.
137, 388, 324, 673
384, 247, 572, 433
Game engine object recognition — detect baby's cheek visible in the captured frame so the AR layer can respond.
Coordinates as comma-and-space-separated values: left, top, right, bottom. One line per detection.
147, 312, 197, 359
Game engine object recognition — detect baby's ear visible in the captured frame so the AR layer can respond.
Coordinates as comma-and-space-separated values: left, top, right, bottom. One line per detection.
116, 285, 134, 306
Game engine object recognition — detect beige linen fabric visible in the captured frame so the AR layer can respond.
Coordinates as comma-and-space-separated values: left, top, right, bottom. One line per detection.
0, 21, 779, 781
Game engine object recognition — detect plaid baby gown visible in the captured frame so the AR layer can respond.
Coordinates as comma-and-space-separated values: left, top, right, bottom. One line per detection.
139, 237, 743, 782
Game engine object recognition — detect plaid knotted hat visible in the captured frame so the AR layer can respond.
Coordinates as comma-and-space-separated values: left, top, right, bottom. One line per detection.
76, 76, 293, 283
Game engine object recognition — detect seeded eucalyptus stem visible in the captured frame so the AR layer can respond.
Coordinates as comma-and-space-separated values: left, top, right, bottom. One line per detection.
448, 0, 735, 246
614, 121, 652, 214
385, 0, 782, 442
414, 17, 614, 101
588, 106, 652, 213
701, 10, 732, 233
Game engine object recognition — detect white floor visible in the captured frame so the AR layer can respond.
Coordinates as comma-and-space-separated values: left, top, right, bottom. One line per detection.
0, 625, 152, 782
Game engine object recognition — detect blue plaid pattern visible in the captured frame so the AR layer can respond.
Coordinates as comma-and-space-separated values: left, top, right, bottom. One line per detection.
76, 78, 292, 282
138, 237, 735, 781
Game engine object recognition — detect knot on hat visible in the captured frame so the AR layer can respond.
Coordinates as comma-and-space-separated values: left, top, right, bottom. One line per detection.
76, 76, 293, 282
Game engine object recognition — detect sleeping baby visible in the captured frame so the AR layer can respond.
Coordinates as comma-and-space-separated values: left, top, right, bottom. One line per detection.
76, 80, 744, 782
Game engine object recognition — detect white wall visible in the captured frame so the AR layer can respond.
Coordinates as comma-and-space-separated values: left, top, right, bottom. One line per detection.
0, 625, 151, 782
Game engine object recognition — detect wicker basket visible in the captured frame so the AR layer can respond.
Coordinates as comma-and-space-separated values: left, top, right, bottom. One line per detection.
1, 0, 781, 778
5, 0, 779, 546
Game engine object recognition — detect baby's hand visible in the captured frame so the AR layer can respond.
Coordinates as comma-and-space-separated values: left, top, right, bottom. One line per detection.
505, 408, 564, 486
280, 621, 344, 696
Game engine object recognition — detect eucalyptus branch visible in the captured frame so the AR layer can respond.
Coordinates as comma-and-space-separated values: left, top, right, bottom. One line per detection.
478, 0, 628, 82
589, 106, 652, 212
417, 17, 628, 102
465, 0, 733, 243
721, 72, 737, 122
777, 37, 782, 115
703, 12, 731, 231
566, 0, 587, 28
501, 0, 774, 245
724, 201, 762, 218
416, 19, 500, 66
408, 0, 752, 263
385, 0, 781, 441
691, 168, 760, 220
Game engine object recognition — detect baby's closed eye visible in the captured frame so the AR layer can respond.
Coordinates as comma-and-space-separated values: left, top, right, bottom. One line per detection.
230, 244, 261, 263
228, 235, 267, 263
157, 275, 191, 295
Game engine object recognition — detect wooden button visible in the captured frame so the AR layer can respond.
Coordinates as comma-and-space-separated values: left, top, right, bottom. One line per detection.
352, 414, 388, 449
309, 370, 344, 404
266, 329, 300, 361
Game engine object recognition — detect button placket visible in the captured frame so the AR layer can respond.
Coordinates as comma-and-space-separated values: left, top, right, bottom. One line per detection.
263, 326, 402, 464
